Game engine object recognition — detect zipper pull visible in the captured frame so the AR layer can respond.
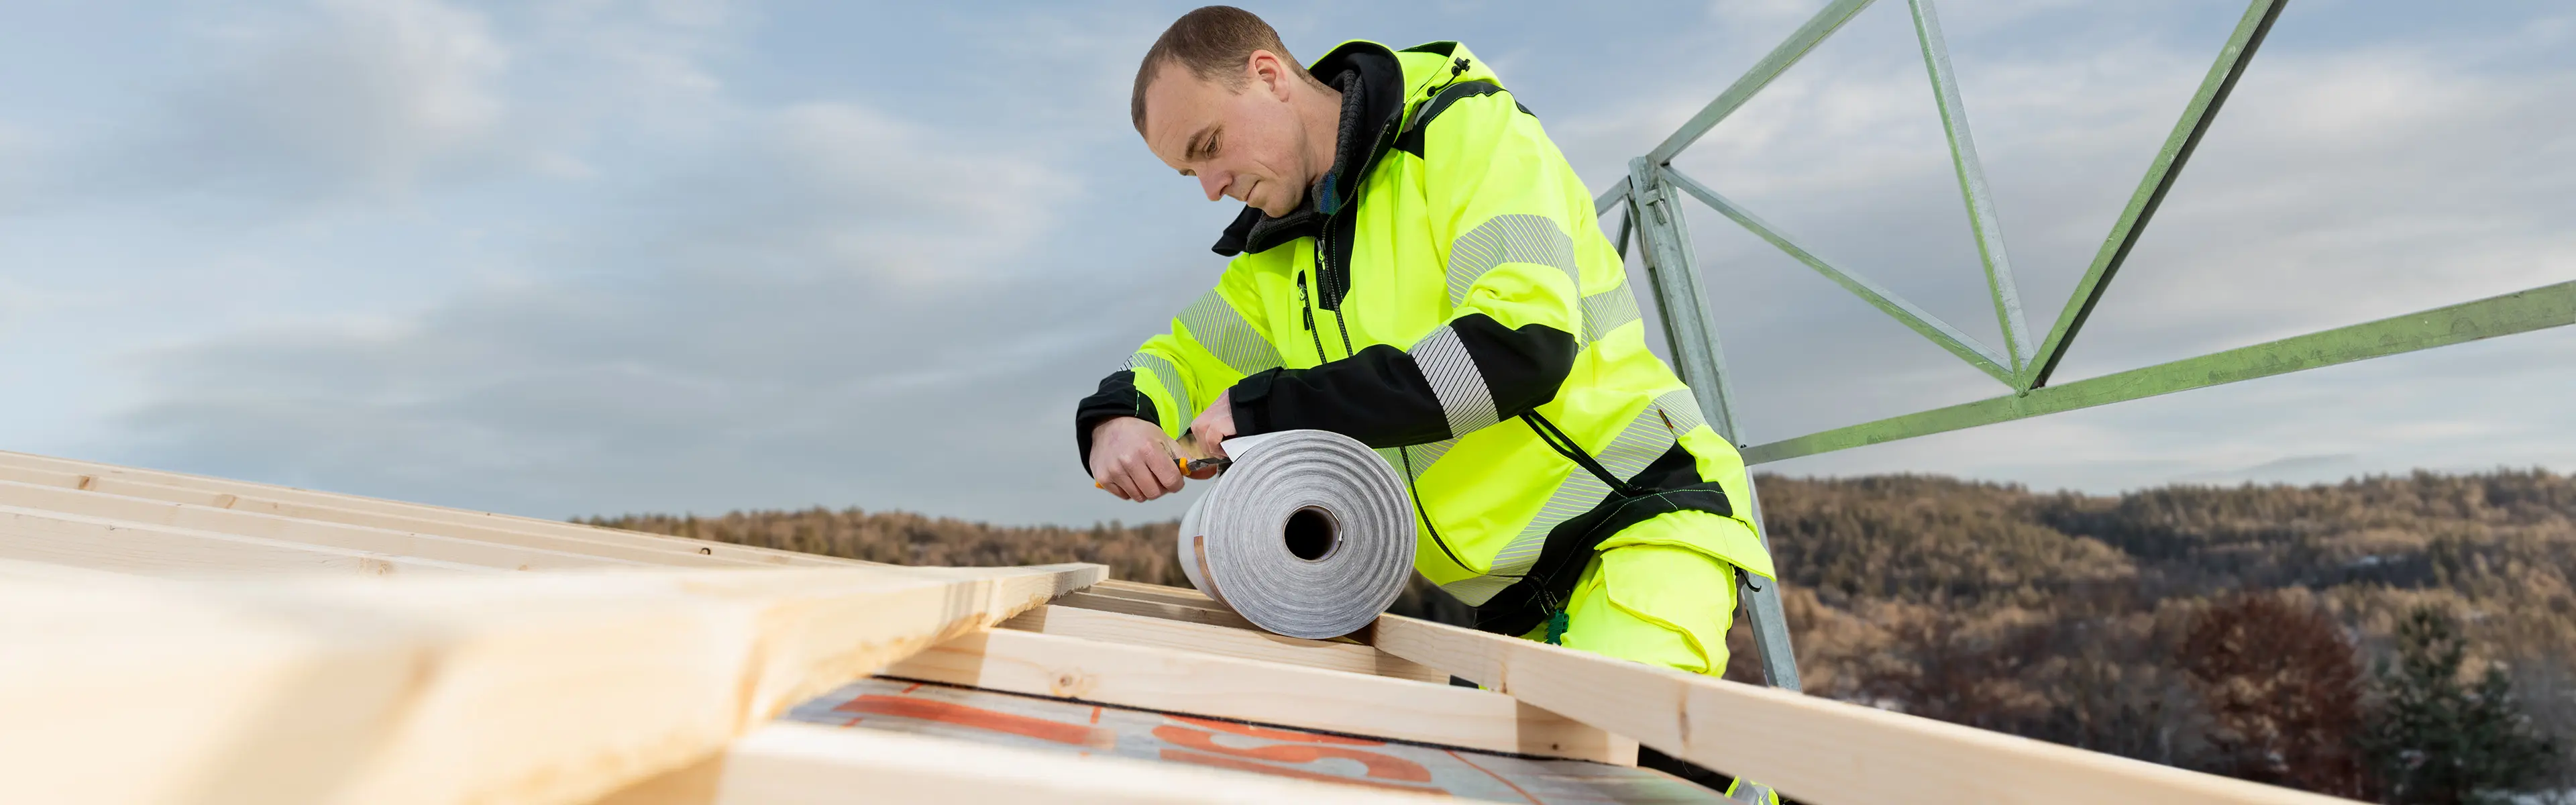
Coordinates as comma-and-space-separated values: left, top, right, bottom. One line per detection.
1297, 272, 1316, 331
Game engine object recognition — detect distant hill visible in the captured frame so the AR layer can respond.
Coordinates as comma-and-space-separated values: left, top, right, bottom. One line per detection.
584, 468, 2575, 798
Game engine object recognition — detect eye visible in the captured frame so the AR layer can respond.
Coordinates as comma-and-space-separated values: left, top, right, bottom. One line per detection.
1200, 131, 1220, 159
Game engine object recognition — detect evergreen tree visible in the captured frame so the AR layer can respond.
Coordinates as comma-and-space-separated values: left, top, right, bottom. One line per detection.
2357, 608, 2558, 804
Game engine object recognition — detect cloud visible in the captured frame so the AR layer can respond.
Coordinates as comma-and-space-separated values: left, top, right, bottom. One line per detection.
144, 0, 512, 203
678, 101, 1073, 285
105, 90, 1102, 521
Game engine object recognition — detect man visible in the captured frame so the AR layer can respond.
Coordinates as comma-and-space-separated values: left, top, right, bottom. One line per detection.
1078, 6, 1774, 690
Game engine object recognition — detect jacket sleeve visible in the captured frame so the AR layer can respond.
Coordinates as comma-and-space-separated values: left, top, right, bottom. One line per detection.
1231, 88, 1585, 447
1073, 262, 1283, 470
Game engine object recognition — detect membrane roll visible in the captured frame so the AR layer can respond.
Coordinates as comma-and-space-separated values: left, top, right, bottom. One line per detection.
1177, 429, 1417, 639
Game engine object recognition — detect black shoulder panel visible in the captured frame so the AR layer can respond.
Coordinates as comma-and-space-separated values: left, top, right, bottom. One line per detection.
1393, 80, 1536, 158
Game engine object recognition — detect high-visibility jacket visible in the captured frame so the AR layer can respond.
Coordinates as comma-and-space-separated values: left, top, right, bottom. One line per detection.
1077, 40, 1775, 634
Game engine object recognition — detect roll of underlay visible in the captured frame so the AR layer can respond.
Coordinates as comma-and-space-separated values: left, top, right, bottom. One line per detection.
1177, 429, 1417, 639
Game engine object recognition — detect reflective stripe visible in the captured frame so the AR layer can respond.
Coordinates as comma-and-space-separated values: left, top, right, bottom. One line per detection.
1409, 325, 1500, 439
1438, 403, 1680, 606
1581, 285, 1642, 342
1654, 388, 1707, 435
1402, 437, 1458, 480
1446, 214, 1578, 308
1441, 573, 1519, 607
1120, 352, 1190, 417
1177, 288, 1283, 376
1399, 289, 1638, 485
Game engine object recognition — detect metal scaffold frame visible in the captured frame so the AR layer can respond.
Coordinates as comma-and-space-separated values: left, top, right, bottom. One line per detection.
1597, 0, 2576, 700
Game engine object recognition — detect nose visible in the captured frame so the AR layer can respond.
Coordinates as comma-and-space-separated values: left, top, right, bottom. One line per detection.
1197, 170, 1230, 202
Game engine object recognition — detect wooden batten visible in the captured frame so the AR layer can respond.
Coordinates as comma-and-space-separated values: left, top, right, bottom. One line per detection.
592, 722, 1447, 805
1366, 614, 2357, 805
1003, 604, 1444, 683
1053, 589, 1267, 632
0, 479, 640, 572
0, 502, 494, 577
0, 450, 850, 568
0, 562, 1105, 805
880, 627, 1630, 764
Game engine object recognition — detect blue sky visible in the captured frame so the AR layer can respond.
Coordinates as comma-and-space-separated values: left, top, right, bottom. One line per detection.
1, 0, 2569, 525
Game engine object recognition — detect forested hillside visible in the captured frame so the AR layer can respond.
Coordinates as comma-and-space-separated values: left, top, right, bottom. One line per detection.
586, 469, 2573, 800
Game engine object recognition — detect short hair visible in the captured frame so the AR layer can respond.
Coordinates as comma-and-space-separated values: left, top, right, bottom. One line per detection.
1130, 6, 1313, 131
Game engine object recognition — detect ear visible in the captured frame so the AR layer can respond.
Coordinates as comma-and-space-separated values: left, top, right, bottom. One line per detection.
1246, 49, 1295, 101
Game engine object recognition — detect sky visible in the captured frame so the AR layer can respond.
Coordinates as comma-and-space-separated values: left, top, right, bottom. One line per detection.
0, 0, 2569, 526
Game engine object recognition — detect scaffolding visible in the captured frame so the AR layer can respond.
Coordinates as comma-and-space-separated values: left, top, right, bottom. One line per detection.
1594, 0, 2575, 711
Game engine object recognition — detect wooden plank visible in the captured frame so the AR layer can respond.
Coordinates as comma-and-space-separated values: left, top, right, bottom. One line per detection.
0, 561, 1105, 805
1092, 578, 1225, 607
0, 556, 142, 582
0, 462, 767, 568
1366, 614, 2357, 805
592, 721, 1447, 804
879, 627, 1629, 764
0, 450, 849, 568
1002, 604, 1445, 683
1054, 590, 1263, 631
0, 502, 494, 576
0, 479, 641, 572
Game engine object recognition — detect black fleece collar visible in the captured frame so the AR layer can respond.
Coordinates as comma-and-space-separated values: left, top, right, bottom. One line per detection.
1210, 42, 1407, 257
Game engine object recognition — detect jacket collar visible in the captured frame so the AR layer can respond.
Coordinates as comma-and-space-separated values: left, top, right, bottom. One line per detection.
1211, 41, 1407, 257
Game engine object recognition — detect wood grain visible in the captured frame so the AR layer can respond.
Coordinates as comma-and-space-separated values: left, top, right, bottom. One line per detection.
0, 450, 841, 568
880, 628, 1627, 763
0, 562, 1104, 805
1002, 604, 1444, 683
1053, 589, 1265, 631
1367, 614, 2357, 805
0, 502, 494, 577
0, 479, 639, 572
591, 722, 1448, 804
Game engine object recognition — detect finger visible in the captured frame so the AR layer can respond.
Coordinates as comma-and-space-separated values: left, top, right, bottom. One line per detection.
1089, 463, 1115, 496
1120, 457, 1167, 501
1144, 449, 1185, 492
1102, 460, 1142, 500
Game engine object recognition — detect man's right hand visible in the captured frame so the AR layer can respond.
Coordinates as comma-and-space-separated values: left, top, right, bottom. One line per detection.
1089, 417, 1185, 502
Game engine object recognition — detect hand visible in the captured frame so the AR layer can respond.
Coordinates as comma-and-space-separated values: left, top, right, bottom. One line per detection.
1187, 390, 1237, 466
1089, 417, 1184, 502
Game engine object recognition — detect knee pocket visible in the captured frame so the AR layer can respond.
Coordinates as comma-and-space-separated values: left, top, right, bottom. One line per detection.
1558, 542, 1740, 676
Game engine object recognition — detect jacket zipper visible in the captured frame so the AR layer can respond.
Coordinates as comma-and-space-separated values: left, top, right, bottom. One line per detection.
1296, 270, 1327, 362
1316, 227, 1354, 360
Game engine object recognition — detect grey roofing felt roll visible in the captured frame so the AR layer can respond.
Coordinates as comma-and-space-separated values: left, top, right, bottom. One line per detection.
1177, 429, 1417, 639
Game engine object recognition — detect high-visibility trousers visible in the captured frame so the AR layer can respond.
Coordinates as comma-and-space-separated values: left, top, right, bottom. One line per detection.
1517, 509, 1744, 677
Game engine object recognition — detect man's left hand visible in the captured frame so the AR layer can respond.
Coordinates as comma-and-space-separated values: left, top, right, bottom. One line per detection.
1187, 388, 1236, 470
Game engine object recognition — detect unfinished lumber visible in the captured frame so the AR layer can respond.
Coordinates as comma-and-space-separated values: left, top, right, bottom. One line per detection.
0, 449, 852, 568
0, 478, 640, 572
1366, 614, 2355, 805
0, 461, 769, 568
1093, 577, 1227, 606
591, 721, 1448, 805
0, 555, 140, 582
0, 561, 1104, 805
879, 627, 1631, 764
1002, 604, 1444, 683
1054, 588, 1265, 631
0, 502, 494, 576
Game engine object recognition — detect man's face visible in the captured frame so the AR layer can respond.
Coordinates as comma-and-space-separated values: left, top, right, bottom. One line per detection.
1140, 53, 1315, 217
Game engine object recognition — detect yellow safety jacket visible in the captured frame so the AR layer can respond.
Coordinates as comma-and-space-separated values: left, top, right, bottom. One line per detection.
1077, 40, 1774, 635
